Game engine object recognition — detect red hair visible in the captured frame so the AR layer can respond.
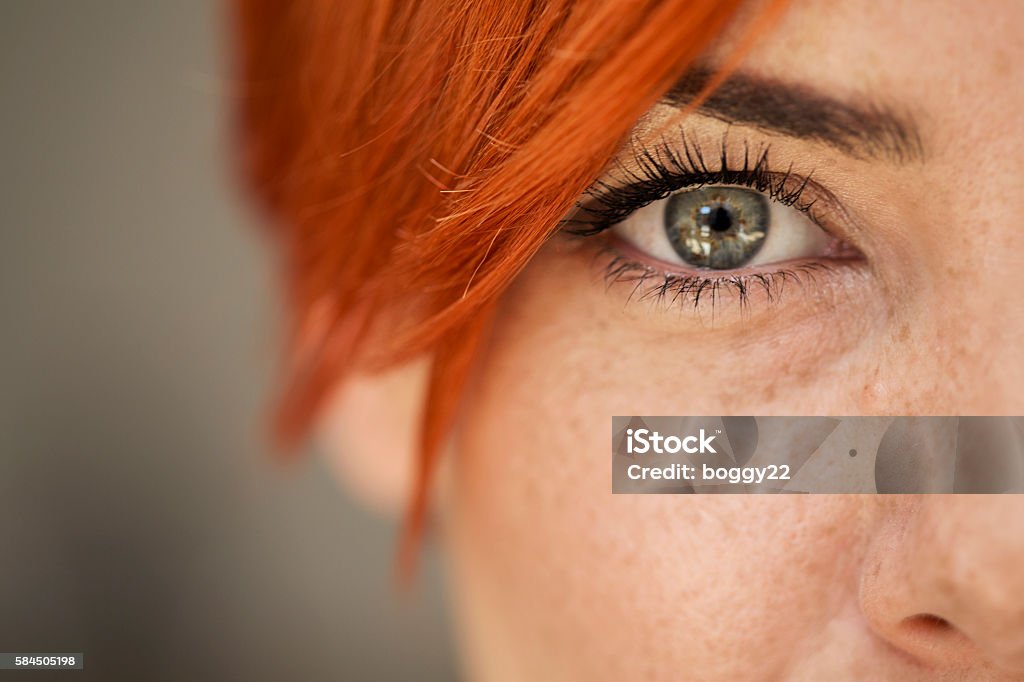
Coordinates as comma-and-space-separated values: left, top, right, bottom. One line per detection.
232, 0, 784, 580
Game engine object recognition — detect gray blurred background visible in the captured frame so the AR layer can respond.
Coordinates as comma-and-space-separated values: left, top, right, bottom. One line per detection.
0, 2, 456, 679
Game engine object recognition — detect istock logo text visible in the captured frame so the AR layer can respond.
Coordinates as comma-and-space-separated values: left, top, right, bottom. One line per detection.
626, 428, 717, 455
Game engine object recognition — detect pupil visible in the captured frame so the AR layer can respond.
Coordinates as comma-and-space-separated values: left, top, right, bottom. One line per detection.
699, 204, 733, 232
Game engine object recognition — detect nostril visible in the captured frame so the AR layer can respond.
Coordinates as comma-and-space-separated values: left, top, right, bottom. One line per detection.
905, 613, 954, 633
897, 614, 1024, 672
901, 610, 970, 655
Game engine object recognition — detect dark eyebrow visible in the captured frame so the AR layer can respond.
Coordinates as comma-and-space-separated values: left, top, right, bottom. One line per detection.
664, 67, 924, 163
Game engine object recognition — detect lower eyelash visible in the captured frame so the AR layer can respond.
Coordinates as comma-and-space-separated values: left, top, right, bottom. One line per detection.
599, 248, 834, 312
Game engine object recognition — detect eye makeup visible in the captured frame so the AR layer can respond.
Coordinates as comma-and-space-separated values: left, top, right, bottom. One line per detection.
565, 133, 819, 235
560, 130, 866, 313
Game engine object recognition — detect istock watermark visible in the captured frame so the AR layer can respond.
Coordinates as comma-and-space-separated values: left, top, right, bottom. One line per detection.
625, 427, 718, 454
612, 416, 1024, 494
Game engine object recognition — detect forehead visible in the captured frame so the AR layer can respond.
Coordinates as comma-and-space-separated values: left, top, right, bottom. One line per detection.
713, 0, 1021, 118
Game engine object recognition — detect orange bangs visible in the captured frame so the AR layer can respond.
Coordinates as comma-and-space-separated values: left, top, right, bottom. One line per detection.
232, 0, 784, 581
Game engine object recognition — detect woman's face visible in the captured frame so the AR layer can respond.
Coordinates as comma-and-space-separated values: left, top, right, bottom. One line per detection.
436, 1, 1024, 680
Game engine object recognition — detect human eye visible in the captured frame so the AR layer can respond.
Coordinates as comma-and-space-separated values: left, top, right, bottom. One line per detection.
562, 132, 863, 311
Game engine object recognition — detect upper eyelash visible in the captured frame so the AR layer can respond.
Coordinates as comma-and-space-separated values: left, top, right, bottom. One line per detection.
562, 132, 818, 236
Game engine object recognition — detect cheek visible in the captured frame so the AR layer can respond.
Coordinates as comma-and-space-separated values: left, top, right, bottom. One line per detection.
444, 250, 872, 680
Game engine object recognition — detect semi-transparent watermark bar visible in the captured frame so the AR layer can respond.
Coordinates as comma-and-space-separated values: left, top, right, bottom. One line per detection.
612, 417, 1024, 494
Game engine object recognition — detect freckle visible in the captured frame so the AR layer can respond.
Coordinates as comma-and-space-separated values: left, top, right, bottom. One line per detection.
896, 323, 910, 343
791, 361, 816, 386
992, 48, 1011, 77
861, 381, 887, 406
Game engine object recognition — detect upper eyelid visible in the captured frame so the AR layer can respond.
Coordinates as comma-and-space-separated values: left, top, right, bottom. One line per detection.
562, 130, 863, 243
567, 165, 823, 232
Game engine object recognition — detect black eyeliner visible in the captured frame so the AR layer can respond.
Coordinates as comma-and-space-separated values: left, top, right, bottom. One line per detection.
561, 132, 818, 237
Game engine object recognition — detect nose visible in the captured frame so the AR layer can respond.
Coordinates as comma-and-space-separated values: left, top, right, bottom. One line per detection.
860, 496, 1024, 674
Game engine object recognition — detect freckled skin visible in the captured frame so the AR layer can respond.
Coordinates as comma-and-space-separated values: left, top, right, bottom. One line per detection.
333, 0, 1024, 679
436, 1, 1024, 680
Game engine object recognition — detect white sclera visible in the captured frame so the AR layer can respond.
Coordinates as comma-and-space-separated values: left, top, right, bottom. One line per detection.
612, 185, 829, 271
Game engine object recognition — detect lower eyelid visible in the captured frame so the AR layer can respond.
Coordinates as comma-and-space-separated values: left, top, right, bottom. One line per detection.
573, 230, 873, 323
543, 235, 882, 371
